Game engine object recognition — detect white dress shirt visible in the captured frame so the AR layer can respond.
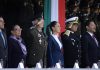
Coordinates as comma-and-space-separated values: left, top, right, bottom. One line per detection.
52, 34, 63, 49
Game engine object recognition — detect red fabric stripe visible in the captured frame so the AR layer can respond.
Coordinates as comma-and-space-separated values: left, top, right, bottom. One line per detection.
58, 0, 65, 32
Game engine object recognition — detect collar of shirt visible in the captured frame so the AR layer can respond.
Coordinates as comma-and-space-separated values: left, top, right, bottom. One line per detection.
52, 34, 59, 38
52, 34, 63, 49
0, 29, 2, 32
70, 31, 74, 34
87, 31, 94, 37
67, 30, 74, 33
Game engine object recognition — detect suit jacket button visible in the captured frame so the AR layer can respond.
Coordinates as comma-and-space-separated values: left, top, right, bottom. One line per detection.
78, 55, 79, 58
5, 56, 7, 58
33, 54, 35, 56
78, 50, 80, 52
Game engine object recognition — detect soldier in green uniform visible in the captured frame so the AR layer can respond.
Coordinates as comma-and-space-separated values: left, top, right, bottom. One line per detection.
26, 17, 47, 68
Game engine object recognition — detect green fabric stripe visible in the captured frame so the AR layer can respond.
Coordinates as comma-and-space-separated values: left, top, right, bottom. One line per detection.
44, 0, 51, 34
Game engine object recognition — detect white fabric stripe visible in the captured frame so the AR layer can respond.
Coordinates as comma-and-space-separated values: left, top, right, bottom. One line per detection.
51, 0, 58, 22
52, 34, 63, 49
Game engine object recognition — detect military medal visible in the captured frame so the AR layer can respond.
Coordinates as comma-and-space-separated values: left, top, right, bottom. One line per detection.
39, 39, 42, 44
71, 38, 75, 46
38, 33, 41, 37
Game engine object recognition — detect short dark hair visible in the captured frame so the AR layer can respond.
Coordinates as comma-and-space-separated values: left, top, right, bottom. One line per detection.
10, 24, 20, 31
49, 21, 58, 31
85, 20, 95, 27
33, 16, 43, 23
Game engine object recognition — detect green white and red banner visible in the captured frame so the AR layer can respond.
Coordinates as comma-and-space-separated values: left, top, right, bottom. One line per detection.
44, 0, 65, 33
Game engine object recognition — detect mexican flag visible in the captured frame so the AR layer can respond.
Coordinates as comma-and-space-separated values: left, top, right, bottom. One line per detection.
44, 0, 65, 34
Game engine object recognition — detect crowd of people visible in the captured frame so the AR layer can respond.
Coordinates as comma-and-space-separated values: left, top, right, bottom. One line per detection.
0, 15, 100, 68
0, 0, 100, 69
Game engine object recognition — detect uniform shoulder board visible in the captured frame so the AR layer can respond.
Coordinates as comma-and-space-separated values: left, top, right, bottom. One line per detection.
64, 30, 71, 36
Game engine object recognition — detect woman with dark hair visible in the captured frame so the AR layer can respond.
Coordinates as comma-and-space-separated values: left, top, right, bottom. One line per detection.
47, 21, 64, 68
8, 24, 27, 68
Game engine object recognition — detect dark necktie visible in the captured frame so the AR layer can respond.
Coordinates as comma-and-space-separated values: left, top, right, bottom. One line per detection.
92, 35, 98, 47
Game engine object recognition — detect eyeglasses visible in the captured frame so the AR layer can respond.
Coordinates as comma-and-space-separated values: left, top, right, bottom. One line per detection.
13, 28, 22, 31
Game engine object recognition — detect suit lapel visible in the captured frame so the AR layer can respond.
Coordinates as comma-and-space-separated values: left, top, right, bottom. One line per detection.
86, 32, 98, 47
51, 35, 61, 50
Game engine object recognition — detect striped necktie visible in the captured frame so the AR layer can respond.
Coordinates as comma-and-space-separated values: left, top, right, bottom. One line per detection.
92, 35, 98, 47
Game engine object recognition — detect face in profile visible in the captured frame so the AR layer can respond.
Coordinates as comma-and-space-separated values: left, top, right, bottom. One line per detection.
11, 25, 22, 38
0, 17, 5, 29
71, 23, 78, 32
52, 23, 61, 33
37, 18, 44, 28
86, 21, 96, 33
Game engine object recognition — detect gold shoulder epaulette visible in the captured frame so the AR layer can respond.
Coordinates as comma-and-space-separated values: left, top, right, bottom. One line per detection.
64, 30, 71, 36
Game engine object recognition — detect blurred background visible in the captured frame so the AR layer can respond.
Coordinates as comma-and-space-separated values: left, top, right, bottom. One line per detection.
66, 0, 100, 43
0, 0, 44, 36
0, 0, 100, 40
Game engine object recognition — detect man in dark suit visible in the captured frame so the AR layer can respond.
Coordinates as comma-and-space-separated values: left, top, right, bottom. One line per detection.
26, 17, 47, 68
0, 17, 8, 68
81, 20, 100, 68
61, 17, 80, 68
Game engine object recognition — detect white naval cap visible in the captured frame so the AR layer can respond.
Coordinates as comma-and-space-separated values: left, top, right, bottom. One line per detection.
65, 16, 79, 28
65, 17, 79, 23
